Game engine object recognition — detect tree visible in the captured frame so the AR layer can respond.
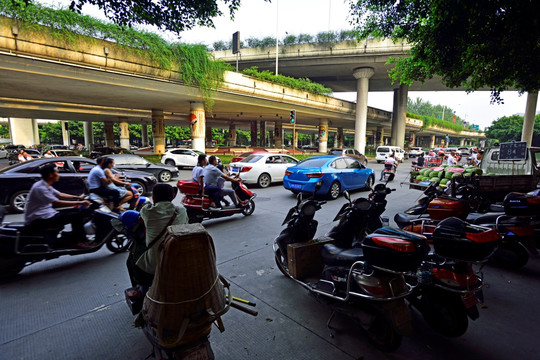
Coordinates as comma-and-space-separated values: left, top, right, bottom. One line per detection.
349, 0, 540, 102
0, 124, 10, 139
485, 114, 540, 145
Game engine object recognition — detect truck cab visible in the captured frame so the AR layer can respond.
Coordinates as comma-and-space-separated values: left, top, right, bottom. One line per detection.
481, 146, 540, 176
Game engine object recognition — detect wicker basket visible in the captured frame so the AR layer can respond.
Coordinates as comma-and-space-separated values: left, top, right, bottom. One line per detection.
142, 223, 229, 348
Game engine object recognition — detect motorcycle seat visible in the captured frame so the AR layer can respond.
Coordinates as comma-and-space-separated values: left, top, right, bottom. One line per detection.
4, 222, 64, 234
320, 244, 364, 267
394, 213, 418, 228
467, 213, 503, 225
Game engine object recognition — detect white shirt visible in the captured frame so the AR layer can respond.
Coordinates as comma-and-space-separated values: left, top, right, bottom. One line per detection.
385, 157, 397, 165
447, 155, 456, 166
24, 180, 60, 224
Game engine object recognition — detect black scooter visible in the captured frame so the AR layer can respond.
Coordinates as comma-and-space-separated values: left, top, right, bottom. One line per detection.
273, 183, 423, 352
0, 201, 131, 278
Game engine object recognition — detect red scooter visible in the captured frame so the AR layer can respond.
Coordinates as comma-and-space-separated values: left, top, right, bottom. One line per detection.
177, 180, 256, 223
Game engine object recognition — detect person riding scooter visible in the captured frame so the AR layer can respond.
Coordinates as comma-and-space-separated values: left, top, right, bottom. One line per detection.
192, 154, 207, 196
24, 163, 91, 249
88, 157, 121, 212
203, 155, 240, 209
380, 153, 398, 181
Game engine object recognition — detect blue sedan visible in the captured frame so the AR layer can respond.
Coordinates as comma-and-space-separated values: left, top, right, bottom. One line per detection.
283, 156, 375, 199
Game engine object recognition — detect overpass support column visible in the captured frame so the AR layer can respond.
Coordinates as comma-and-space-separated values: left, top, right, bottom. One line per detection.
152, 109, 165, 155
318, 119, 328, 153
32, 119, 40, 145
83, 121, 93, 150
189, 103, 206, 152
521, 91, 538, 146
228, 122, 236, 147
8, 118, 39, 147
119, 118, 130, 150
377, 126, 384, 147
206, 126, 213, 148
104, 122, 114, 147
61, 121, 70, 146
459, 138, 465, 146
336, 127, 344, 148
410, 132, 416, 147
250, 121, 257, 147
141, 124, 149, 147
275, 121, 283, 148
260, 121, 266, 147
430, 135, 435, 149
390, 86, 408, 148
353, 67, 374, 155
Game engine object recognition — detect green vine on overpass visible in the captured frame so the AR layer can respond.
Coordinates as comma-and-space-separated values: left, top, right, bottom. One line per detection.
242, 67, 332, 95
0, 0, 232, 109
407, 112, 480, 133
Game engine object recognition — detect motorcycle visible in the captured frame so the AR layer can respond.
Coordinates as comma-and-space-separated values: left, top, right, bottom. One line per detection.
273, 182, 425, 352
177, 180, 256, 223
381, 162, 397, 182
0, 199, 131, 278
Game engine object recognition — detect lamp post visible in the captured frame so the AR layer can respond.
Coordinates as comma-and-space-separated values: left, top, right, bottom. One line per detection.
275, 0, 279, 75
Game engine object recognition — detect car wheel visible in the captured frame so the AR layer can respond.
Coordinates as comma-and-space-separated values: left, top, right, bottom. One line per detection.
377, 160, 382, 164
164, 159, 175, 167
10, 190, 29, 213
328, 181, 341, 200
159, 170, 172, 182
131, 180, 146, 196
257, 173, 271, 188
365, 175, 375, 189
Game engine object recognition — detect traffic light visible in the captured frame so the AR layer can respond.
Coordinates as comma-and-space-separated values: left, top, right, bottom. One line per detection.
290, 109, 296, 124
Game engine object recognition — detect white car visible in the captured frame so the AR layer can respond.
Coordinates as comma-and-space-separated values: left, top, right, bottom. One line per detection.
229, 153, 299, 188
0, 148, 7, 159
161, 148, 204, 168
409, 147, 424, 157
375, 146, 405, 163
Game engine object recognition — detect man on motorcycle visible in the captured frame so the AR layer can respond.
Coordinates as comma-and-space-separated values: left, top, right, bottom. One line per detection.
203, 155, 240, 209
24, 163, 91, 248
380, 154, 397, 181
88, 157, 121, 212
133, 184, 188, 280
192, 154, 207, 196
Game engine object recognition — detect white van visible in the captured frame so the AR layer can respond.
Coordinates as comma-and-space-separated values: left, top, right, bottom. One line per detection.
376, 146, 405, 163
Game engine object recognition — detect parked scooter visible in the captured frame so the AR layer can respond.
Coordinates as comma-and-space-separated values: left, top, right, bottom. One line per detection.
177, 180, 256, 223
273, 183, 425, 352
0, 200, 131, 278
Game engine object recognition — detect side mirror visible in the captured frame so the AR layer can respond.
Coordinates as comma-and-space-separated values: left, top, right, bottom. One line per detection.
343, 191, 350, 201
296, 193, 303, 206
314, 180, 323, 193
146, 163, 151, 167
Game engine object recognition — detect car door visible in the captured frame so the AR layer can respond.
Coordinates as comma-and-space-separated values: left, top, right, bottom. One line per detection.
331, 158, 348, 186
265, 156, 284, 180
52, 160, 87, 194
344, 158, 367, 189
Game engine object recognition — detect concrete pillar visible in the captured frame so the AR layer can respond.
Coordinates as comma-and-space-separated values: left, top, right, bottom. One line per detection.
522, 91, 538, 146
104, 122, 114, 147
151, 109, 165, 154
353, 67, 374, 155
274, 121, 283, 148
119, 118, 130, 150
318, 119, 328, 153
83, 121, 93, 150
390, 90, 399, 145
189, 102, 206, 152
259, 121, 266, 147
377, 126, 384, 147
141, 124, 149, 147
336, 127, 344, 148
206, 126, 213, 148
268, 127, 275, 147
459, 138, 465, 146
396, 84, 408, 148
250, 121, 257, 147
430, 135, 435, 149
8, 118, 39, 147
61, 121, 70, 146
410, 132, 416, 147
31, 119, 39, 145
228, 122, 236, 147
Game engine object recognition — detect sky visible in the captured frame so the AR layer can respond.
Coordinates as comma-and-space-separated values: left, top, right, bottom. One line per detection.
39, 0, 539, 130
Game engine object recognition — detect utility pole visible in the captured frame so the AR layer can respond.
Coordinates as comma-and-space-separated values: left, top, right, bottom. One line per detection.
275, 0, 279, 75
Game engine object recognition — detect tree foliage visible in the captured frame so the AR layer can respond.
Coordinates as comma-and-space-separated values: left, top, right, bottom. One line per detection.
0, 124, 10, 139
349, 0, 540, 102
485, 114, 540, 145
242, 66, 332, 95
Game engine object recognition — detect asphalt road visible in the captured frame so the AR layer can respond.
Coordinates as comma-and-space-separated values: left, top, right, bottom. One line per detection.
1, 158, 539, 360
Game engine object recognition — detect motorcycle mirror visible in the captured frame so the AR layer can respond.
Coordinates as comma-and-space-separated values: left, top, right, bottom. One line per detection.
343, 191, 350, 201
296, 193, 303, 206
314, 180, 323, 193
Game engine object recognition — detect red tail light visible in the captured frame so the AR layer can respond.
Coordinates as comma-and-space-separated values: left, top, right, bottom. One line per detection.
505, 225, 534, 237
371, 236, 415, 253
306, 173, 324, 178
240, 167, 252, 172
285, 170, 292, 176
527, 197, 540, 204
465, 229, 500, 243
432, 268, 478, 288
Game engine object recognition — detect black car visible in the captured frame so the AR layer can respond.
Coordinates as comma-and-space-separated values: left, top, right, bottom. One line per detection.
106, 154, 179, 182
89, 146, 133, 159
0, 157, 157, 213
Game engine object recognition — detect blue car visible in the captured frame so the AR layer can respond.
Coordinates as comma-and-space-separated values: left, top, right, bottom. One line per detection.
283, 156, 375, 200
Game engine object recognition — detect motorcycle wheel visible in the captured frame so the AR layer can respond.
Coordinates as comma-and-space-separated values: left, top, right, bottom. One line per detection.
274, 250, 289, 277
106, 233, 132, 253
364, 314, 402, 352
242, 200, 255, 216
420, 291, 468, 338
491, 241, 529, 270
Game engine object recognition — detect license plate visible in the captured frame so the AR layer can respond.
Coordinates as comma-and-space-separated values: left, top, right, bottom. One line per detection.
290, 183, 302, 190
462, 293, 479, 309
232, 167, 239, 172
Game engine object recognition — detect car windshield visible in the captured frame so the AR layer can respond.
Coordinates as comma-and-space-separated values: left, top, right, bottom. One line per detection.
297, 158, 329, 168
329, 149, 343, 155
239, 152, 253, 157
240, 155, 263, 163
0, 162, 27, 173
377, 147, 389, 153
